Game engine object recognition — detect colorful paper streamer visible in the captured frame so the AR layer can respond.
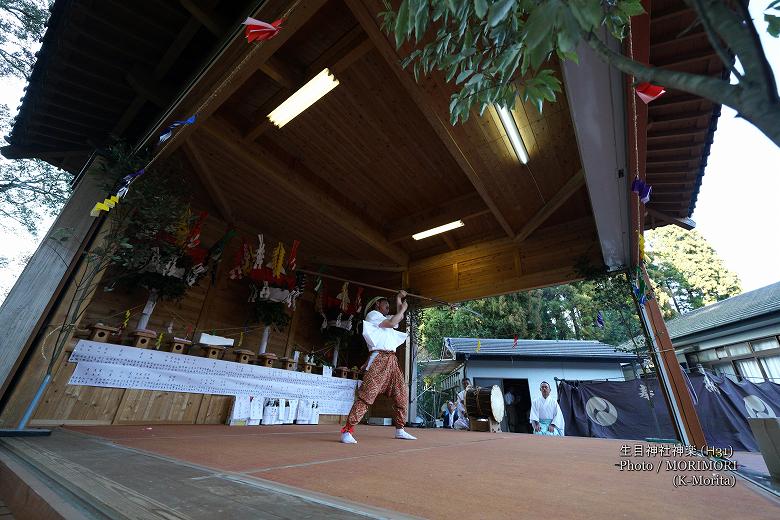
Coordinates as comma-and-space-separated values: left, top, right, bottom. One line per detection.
159, 115, 196, 144
242, 17, 283, 42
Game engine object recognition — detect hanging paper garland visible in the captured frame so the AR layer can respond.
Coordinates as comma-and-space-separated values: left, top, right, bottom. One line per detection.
253, 234, 265, 270
89, 194, 119, 217
596, 311, 605, 328
513, 335, 518, 348
638, 234, 646, 264
242, 17, 283, 42
158, 115, 196, 144
635, 82, 666, 104
116, 168, 146, 199
633, 267, 648, 305
476, 339, 481, 352
287, 239, 300, 272
336, 282, 350, 312
354, 287, 364, 315
631, 176, 652, 204
269, 242, 286, 279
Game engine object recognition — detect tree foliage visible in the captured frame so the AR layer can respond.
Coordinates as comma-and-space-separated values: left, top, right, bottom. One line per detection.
418, 270, 645, 359
0, 104, 70, 234
645, 225, 742, 318
418, 225, 741, 358
0, 0, 49, 79
0, 1, 69, 236
382, 0, 780, 147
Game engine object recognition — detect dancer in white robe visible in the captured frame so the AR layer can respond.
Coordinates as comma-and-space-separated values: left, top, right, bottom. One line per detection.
340, 291, 416, 444
529, 381, 565, 436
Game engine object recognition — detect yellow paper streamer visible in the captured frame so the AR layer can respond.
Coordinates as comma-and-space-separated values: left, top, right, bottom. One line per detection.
89, 195, 121, 217
122, 310, 131, 329
238, 331, 244, 347
476, 339, 481, 352
156, 332, 163, 349
638, 234, 645, 264
271, 242, 286, 278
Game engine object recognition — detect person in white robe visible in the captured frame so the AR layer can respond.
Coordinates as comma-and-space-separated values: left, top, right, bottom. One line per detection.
529, 381, 565, 436
453, 377, 471, 430
340, 291, 416, 444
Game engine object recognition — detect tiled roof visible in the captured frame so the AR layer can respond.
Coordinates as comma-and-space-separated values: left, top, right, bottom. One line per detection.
665, 281, 780, 339
444, 337, 635, 360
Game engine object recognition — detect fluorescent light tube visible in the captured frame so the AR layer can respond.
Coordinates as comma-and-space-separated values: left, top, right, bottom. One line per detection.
496, 104, 529, 164
412, 220, 465, 240
268, 68, 339, 128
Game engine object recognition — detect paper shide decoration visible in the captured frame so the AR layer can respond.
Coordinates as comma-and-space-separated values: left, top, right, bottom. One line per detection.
596, 311, 605, 328
159, 115, 196, 144
242, 17, 283, 42
631, 177, 652, 204
635, 82, 665, 104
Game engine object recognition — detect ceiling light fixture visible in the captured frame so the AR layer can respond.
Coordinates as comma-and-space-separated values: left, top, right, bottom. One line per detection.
412, 220, 465, 240
268, 68, 339, 128
496, 104, 529, 164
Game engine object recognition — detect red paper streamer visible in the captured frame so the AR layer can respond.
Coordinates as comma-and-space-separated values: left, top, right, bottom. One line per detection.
635, 82, 665, 104
243, 17, 283, 43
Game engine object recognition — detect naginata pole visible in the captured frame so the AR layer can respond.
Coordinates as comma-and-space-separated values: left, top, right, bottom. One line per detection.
297, 268, 451, 307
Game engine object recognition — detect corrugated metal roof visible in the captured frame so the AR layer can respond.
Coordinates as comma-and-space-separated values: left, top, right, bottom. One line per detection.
665, 281, 780, 340
444, 338, 635, 360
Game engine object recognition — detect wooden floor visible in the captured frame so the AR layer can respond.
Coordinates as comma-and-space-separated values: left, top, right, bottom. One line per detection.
1, 425, 779, 519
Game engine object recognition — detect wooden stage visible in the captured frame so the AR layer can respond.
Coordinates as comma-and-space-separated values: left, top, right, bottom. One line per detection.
1, 425, 778, 519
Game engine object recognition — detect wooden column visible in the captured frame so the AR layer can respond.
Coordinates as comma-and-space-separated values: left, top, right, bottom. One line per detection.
641, 266, 707, 448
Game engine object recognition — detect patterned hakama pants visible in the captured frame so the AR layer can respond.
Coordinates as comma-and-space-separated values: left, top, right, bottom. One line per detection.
343, 351, 407, 430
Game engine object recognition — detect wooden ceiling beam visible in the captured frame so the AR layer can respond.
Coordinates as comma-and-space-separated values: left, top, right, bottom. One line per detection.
259, 55, 304, 90
648, 93, 705, 109
647, 143, 705, 153
179, 0, 230, 37
113, 18, 203, 135
651, 6, 694, 25
515, 169, 585, 243
654, 50, 717, 69
0, 144, 90, 160
154, 0, 329, 159
387, 192, 489, 243
650, 30, 706, 51
201, 117, 409, 266
646, 156, 698, 165
645, 168, 698, 176
183, 139, 236, 224
245, 26, 373, 141
305, 256, 407, 272
345, 0, 516, 240
647, 129, 707, 140
648, 110, 713, 127
125, 69, 178, 108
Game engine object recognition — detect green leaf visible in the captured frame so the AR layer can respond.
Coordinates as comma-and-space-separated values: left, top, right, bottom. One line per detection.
488, 0, 515, 28
413, 0, 429, 42
395, 0, 411, 48
474, 0, 488, 19
525, 0, 559, 50
456, 68, 473, 83
618, 0, 645, 18
767, 14, 780, 38
465, 72, 484, 86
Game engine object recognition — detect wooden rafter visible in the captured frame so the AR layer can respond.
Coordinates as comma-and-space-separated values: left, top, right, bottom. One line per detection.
245, 26, 373, 141
387, 192, 489, 243
179, 0, 230, 37
183, 139, 236, 224
153, 0, 329, 160
344, 0, 516, 240
201, 117, 409, 265
514, 170, 585, 243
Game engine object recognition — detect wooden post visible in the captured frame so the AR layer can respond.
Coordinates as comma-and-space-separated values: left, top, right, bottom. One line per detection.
640, 266, 707, 448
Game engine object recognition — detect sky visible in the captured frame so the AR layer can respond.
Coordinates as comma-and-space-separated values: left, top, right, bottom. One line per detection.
0, 5, 779, 300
